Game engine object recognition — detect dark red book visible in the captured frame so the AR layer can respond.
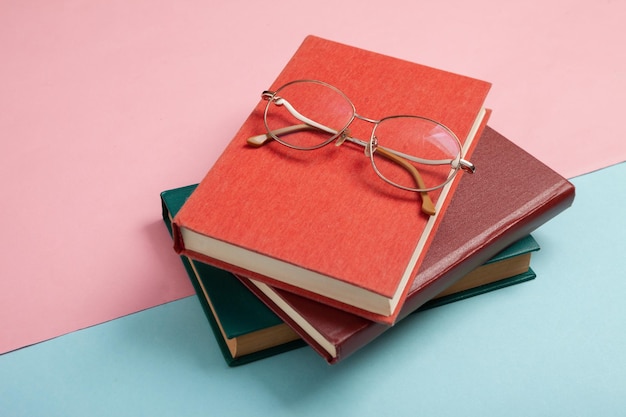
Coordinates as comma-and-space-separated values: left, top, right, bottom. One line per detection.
239, 126, 576, 364
172, 35, 491, 324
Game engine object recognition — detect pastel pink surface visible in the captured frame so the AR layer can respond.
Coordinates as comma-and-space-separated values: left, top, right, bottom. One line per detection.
1, 0, 624, 353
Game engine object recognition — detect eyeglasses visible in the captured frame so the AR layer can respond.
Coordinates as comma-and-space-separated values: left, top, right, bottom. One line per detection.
246, 79, 475, 216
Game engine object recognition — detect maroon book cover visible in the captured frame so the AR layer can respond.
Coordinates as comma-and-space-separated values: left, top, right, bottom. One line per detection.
240, 126, 576, 364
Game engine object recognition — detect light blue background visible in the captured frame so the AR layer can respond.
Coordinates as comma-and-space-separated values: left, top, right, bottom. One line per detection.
2, 162, 625, 417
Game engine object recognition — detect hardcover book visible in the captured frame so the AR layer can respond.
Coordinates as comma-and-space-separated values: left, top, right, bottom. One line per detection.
241, 126, 576, 363
172, 35, 492, 324
162, 185, 305, 366
163, 184, 538, 365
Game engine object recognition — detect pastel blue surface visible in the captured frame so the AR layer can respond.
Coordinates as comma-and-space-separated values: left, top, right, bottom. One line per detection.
2, 163, 625, 417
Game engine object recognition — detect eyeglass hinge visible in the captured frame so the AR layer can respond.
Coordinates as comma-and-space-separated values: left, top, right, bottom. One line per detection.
459, 159, 476, 174
261, 91, 275, 101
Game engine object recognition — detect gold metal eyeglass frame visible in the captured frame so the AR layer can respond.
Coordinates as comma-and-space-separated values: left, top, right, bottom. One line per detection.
246, 79, 475, 216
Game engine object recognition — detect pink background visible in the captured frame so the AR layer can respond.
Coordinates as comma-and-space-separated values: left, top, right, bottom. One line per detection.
1, 0, 624, 354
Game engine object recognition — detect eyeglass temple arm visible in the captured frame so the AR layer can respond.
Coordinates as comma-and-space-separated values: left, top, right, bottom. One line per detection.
248, 95, 460, 215
247, 124, 314, 147
254, 95, 470, 169
372, 146, 436, 216
247, 124, 436, 216
248, 94, 336, 147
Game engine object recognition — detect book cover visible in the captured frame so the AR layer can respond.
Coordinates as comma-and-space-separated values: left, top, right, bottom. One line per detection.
241, 126, 576, 363
172, 35, 492, 324
163, 184, 537, 365
162, 185, 306, 366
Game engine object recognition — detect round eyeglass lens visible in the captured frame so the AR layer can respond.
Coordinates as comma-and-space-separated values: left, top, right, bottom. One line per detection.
264, 80, 355, 150
369, 116, 462, 191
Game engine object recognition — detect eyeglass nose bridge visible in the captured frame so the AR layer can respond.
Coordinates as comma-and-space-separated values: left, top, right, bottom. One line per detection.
353, 113, 381, 125
337, 113, 380, 152
333, 113, 379, 149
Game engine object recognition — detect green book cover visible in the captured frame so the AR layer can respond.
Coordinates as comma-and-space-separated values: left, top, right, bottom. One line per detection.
419, 235, 539, 310
418, 268, 536, 311
161, 185, 538, 365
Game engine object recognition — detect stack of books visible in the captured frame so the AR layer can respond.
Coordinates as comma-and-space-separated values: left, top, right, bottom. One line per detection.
161, 36, 575, 366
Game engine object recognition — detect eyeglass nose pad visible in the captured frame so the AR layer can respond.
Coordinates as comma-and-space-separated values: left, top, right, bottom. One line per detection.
335, 130, 350, 147
364, 136, 378, 157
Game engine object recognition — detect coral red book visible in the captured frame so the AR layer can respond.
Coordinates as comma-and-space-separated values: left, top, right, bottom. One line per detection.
240, 126, 576, 363
173, 35, 491, 324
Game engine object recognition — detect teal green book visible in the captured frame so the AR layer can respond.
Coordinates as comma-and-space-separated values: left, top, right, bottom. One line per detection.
161, 184, 538, 366
161, 185, 306, 367
418, 236, 537, 311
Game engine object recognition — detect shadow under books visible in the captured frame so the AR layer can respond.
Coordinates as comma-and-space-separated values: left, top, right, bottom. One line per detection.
238, 307, 468, 404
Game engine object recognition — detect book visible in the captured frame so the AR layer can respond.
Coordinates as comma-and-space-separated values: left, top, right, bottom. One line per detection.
172, 35, 492, 324
162, 185, 306, 366
240, 126, 576, 363
420, 235, 537, 307
163, 184, 538, 365
419, 268, 536, 311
